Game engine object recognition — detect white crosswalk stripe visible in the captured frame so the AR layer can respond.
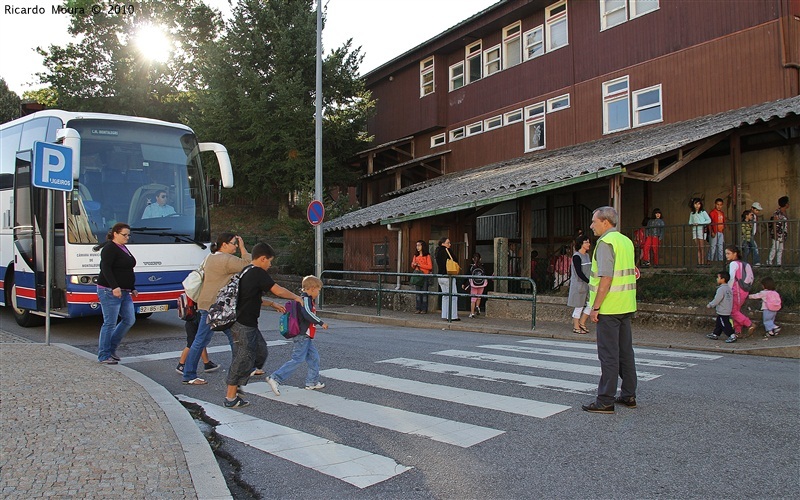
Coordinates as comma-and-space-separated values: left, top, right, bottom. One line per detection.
242, 382, 505, 447
479, 344, 697, 369
120, 340, 289, 364
178, 395, 412, 489
432, 349, 662, 381
517, 338, 724, 360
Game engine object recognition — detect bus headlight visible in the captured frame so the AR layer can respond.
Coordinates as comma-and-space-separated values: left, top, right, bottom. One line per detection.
70, 275, 98, 285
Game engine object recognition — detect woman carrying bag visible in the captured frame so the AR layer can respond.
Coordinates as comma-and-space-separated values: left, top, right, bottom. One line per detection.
434, 237, 460, 321
411, 240, 433, 313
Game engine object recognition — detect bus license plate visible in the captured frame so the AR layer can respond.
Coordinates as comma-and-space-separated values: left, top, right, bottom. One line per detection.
137, 304, 168, 313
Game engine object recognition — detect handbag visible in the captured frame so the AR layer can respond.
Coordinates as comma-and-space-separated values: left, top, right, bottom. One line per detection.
182, 255, 209, 301
445, 248, 461, 275
410, 270, 426, 286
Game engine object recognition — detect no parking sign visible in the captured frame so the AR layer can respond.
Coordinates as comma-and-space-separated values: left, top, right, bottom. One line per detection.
307, 200, 325, 226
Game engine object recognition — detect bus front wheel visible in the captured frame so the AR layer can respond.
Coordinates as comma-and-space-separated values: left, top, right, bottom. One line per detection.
5, 275, 45, 328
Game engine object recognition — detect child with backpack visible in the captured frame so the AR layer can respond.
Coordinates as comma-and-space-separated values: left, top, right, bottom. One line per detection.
748, 277, 782, 337
725, 245, 756, 342
222, 243, 301, 408
267, 275, 328, 396
463, 252, 487, 318
706, 271, 735, 342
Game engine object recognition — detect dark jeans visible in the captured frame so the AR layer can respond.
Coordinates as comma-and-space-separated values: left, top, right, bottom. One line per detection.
595, 313, 638, 406
226, 322, 268, 387
415, 278, 429, 312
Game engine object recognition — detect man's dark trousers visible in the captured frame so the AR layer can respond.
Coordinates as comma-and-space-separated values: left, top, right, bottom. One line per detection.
595, 312, 637, 406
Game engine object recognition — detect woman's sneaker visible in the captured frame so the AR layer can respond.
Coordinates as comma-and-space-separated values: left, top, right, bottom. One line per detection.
305, 382, 326, 390
204, 361, 220, 373
175, 363, 185, 374
266, 377, 281, 396
223, 396, 249, 409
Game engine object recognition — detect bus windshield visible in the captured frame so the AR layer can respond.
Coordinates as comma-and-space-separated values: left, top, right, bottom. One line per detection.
65, 119, 211, 245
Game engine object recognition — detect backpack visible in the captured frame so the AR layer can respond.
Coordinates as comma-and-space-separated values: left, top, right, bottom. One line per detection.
206, 265, 252, 331
469, 266, 487, 288
278, 300, 303, 338
736, 261, 755, 292
177, 293, 196, 321
634, 227, 646, 247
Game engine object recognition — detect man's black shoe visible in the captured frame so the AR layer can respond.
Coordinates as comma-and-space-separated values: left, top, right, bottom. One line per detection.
581, 402, 614, 414
614, 396, 637, 408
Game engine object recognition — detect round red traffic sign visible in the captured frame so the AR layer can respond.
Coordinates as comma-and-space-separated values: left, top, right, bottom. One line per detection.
307, 200, 325, 226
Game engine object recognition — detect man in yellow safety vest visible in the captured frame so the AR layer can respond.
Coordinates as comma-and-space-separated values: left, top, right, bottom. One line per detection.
582, 206, 639, 414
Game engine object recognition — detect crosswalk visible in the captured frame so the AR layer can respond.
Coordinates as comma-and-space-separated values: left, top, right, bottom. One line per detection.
170, 337, 721, 489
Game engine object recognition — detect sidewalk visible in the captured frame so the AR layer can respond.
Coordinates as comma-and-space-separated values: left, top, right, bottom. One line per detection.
0, 330, 231, 499
318, 304, 799, 359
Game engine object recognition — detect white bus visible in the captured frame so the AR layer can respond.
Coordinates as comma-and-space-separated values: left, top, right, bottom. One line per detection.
0, 110, 233, 326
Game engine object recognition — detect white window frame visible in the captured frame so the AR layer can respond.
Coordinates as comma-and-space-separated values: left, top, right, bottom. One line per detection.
603, 76, 631, 134
449, 61, 465, 91
523, 25, 545, 61
504, 109, 523, 124
483, 44, 501, 77
600, 0, 627, 30
485, 115, 503, 131
630, 0, 659, 19
420, 57, 435, 97
547, 94, 570, 112
524, 102, 546, 152
431, 133, 446, 148
466, 121, 483, 136
632, 84, 663, 127
449, 127, 465, 142
545, 0, 568, 52
503, 22, 522, 69
466, 41, 482, 84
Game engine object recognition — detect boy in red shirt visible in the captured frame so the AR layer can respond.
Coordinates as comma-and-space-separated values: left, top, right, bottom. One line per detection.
707, 198, 726, 262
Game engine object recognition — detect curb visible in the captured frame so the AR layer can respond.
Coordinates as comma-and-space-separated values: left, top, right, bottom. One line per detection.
319, 311, 799, 359
57, 344, 233, 500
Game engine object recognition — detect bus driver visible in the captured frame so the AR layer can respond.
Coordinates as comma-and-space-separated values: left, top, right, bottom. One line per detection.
142, 190, 177, 218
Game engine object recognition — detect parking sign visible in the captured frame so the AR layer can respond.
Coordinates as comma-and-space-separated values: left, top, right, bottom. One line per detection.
33, 141, 73, 191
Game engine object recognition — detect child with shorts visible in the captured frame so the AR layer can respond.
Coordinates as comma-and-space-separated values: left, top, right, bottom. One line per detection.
267, 275, 328, 395
223, 243, 300, 408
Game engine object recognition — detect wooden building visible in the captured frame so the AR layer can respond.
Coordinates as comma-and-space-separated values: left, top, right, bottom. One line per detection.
324, 0, 800, 277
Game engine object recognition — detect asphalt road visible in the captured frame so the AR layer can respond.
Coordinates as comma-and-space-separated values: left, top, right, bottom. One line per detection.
4, 309, 799, 499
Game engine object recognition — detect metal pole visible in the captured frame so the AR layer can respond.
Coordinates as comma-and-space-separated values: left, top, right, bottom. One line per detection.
314, 0, 323, 278
45, 190, 53, 346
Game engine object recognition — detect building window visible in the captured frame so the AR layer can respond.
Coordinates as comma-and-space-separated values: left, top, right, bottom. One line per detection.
449, 127, 465, 142
503, 22, 522, 69
467, 121, 483, 136
373, 243, 389, 267
546, 1, 568, 52
633, 85, 662, 126
466, 41, 482, 84
484, 45, 501, 77
601, 0, 659, 30
523, 26, 544, 61
431, 133, 446, 148
603, 76, 630, 133
449, 62, 464, 91
547, 94, 570, 112
485, 115, 503, 131
525, 103, 546, 152
505, 109, 523, 124
420, 57, 434, 97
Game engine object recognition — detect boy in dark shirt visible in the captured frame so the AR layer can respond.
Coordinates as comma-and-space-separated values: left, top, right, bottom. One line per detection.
224, 243, 301, 408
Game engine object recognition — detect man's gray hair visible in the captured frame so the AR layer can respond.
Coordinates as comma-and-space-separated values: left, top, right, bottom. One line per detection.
593, 206, 618, 227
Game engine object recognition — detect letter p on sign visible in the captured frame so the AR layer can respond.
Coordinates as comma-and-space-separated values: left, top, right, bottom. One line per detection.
33, 141, 73, 191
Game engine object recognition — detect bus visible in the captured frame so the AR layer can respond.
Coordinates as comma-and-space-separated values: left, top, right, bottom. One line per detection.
0, 110, 233, 326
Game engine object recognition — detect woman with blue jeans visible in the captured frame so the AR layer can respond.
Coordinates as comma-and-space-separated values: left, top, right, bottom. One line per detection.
97, 223, 138, 364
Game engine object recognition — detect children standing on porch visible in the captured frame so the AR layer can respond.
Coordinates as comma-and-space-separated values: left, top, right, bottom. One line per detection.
707, 198, 726, 262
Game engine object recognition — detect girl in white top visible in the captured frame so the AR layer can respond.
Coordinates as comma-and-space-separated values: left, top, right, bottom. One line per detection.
688, 198, 711, 266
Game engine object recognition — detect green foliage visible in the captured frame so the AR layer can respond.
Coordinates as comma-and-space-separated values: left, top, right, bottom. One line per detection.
0, 78, 21, 123
21, 87, 59, 108
36, 0, 222, 121
190, 0, 374, 211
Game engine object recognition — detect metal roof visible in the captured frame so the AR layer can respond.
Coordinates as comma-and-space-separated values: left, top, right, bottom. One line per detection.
324, 96, 800, 232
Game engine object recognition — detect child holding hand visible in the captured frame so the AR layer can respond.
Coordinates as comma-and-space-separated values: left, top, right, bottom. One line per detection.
748, 277, 782, 336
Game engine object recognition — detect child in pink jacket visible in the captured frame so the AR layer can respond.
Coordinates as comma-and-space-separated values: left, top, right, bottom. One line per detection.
748, 276, 782, 336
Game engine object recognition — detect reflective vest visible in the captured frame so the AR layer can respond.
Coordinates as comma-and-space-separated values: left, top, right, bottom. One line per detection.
588, 230, 637, 314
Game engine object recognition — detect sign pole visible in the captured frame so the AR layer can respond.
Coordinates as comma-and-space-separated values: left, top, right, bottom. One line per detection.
314, 0, 323, 278
45, 191, 53, 346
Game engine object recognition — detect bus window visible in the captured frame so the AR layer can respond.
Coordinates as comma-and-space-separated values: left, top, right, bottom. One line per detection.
19, 118, 49, 151
0, 124, 23, 175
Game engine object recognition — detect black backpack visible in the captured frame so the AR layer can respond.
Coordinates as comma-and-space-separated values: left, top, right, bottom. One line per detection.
206, 265, 252, 331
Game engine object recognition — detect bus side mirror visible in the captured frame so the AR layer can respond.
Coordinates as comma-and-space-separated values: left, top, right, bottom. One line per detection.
56, 128, 81, 180
198, 142, 233, 188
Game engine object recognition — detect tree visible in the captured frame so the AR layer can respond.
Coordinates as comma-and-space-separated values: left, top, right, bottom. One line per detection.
22, 88, 59, 108
191, 0, 373, 217
36, 0, 222, 122
0, 78, 21, 123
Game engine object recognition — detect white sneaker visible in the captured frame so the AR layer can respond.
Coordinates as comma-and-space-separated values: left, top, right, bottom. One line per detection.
266, 377, 281, 396
305, 382, 325, 390
468, 314, 475, 318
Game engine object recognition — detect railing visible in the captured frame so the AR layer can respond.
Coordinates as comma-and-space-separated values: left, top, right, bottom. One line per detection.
319, 270, 538, 329
622, 219, 799, 268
